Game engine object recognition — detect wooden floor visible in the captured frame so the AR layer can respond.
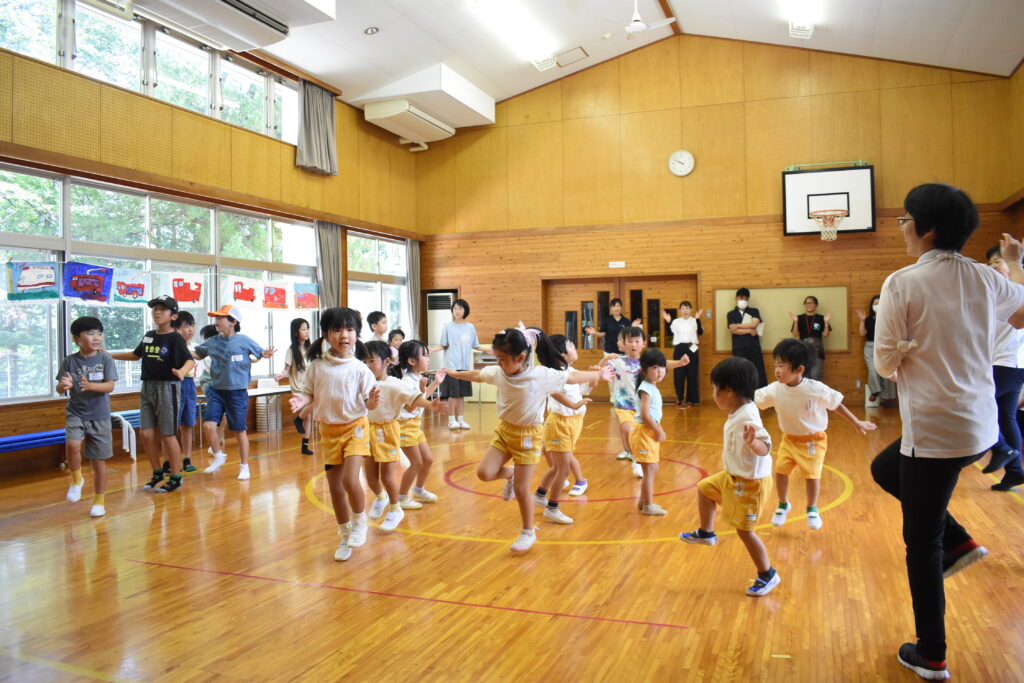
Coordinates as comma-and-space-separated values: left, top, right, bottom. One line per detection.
2, 401, 1024, 682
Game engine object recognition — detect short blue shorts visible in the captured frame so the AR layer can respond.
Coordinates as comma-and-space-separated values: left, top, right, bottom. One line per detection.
204, 387, 248, 432
178, 377, 197, 427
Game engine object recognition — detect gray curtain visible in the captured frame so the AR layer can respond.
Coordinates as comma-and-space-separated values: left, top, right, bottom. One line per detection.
407, 239, 421, 340
296, 80, 338, 176
316, 220, 343, 308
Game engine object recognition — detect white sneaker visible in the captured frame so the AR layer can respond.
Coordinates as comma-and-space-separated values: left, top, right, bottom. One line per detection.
399, 496, 423, 510
208, 447, 216, 456
66, 482, 83, 503
380, 507, 405, 531
237, 464, 250, 481
412, 487, 438, 503
771, 505, 790, 526
807, 510, 823, 530
501, 474, 516, 501
204, 453, 226, 473
335, 523, 352, 561
448, 418, 459, 431
631, 461, 644, 478
89, 505, 105, 518
543, 507, 574, 524
616, 450, 631, 461
349, 518, 368, 548
458, 419, 471, 430
642, 503, 667, 516
510, 528, 538, 553
369, 494, 388, 520
533, 492, 547, 506
569, 480, 589, 496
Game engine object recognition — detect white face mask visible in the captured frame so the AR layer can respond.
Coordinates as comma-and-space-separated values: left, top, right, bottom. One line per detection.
736, 300, 748, 310
872, 304, 880, 313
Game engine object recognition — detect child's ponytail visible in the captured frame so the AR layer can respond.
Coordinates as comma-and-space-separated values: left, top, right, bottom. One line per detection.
533, 329, 567, 371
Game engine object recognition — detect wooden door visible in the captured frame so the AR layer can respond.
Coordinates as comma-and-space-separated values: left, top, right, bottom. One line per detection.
542, 277, 616, 401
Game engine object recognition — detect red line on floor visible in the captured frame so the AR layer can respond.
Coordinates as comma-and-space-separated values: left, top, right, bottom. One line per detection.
127, 558, 689, 630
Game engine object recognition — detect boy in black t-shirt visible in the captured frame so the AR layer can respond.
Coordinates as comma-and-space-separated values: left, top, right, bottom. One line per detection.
110, 295, 194, 493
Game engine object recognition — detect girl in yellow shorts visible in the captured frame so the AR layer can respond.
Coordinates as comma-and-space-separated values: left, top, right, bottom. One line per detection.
362, 341, 442, 532
291, 308, 380, 563
534, 335, 594, 525
445, 326, 609, 554
631, 349, 668, 516
393, 341, 446, 510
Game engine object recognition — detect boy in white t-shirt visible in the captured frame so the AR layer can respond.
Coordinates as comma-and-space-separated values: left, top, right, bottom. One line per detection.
756, 339, 876, 530
679, 357, 780, 597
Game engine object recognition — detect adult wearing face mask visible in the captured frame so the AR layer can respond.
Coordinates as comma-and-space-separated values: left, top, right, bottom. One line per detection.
856, 294, 896, 407
726, 288, 767, 387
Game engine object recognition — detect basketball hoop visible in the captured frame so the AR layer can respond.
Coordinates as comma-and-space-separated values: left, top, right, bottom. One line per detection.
810, 209, 848, 242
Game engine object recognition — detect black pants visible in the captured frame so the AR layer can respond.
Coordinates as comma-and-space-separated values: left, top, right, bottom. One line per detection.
993, 365, 1024, 475
672, 344, 700, 403
870, 439, 983, 661
733, 346, 768, 388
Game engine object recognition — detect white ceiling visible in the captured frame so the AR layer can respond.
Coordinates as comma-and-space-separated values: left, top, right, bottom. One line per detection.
262, 0, 1024, 109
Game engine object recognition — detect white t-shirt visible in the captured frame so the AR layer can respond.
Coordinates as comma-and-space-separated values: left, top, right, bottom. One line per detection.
546, 367, 592, 417
721, 401, 773, 480
993, 323, 1024, 368
875, 249, 1024, 458
300, 351, 377, 425
670, 317, 700, 346
368, 375, 421, 423
480, 364, 568, 426
754, 379, 843, 435
398, 371, 426, 420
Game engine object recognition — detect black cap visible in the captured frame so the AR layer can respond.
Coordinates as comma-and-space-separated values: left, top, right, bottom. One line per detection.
147, 295, 179, 314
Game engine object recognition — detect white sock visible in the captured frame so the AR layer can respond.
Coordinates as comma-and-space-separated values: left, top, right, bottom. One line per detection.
413, 485, 424, 493
457, 415, 464, 422
354, 511, 368, 523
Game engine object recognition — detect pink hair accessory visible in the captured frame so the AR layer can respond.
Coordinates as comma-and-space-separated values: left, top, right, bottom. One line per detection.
516, 321, 540, 347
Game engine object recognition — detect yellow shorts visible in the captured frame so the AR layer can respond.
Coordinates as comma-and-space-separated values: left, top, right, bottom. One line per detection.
369, 420, 402, 463
490, 421, 544, 466
543, 413, 584, 452
319, 418, 370, 466
629, 424, 661, 463
398, 417, 426, 447
697, 470, 772, 531
614, 408, 636, 427
776, 432, 828, 480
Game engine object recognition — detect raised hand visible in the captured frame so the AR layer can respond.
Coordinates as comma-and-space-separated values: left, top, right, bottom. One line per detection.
855, 309, 867, 321
824, 312, 832, 323
695, 308, 704, 319
788, 312, 798, 322
631, 318, 642, 327
261, 347, 276, 358
662, 310, 672, 322
1001, 232, 1023, 266
58, 372, 74, 393
742, 424, 758, 447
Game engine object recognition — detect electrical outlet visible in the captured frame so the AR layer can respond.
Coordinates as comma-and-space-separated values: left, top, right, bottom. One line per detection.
855, 379, 862, 388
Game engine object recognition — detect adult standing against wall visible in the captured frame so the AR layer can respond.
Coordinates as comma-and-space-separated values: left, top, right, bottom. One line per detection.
789, 296, 831, 380
856, 295, 896, 407
727, 288, 767, 388
662, 301, 703, 406
430, 298, 480, 432
584, 297, 640, 357
869, 184, 1024, 681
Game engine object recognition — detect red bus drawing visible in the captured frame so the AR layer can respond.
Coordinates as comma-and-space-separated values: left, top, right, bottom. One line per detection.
233, 281, 255, 302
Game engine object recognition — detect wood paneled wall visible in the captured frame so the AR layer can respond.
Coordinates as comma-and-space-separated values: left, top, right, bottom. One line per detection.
421, 211, 1014, 403
0, 49, 417, 234
415, 35, 1016, 235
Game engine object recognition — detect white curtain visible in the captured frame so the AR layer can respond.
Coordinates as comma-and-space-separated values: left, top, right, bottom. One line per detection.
407, 239, 421, 340
315, 221, 342, 307
296, 80, 338, 175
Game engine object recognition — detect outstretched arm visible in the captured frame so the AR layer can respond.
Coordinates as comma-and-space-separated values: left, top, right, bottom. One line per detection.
108, 351, 141, 361
445, 368, 483, 382
831, 403, 876, 434
550, 391, 592, 412
567, 366, 612, 385
666, 357, 689, 370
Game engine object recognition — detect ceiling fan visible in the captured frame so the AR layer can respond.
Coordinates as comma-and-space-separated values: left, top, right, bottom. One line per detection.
624, 0, 677, 38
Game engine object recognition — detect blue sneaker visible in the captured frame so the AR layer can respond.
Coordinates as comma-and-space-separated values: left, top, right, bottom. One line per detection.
746, 571, 781, 597
679, 530, 717, 546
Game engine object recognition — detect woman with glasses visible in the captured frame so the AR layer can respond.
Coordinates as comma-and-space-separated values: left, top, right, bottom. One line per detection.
789, 295, 831, 380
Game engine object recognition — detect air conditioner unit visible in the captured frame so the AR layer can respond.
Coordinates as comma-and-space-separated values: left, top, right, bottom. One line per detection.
426, 292, 454, 372
134, 0, 288, 50
364, 100, 455, 148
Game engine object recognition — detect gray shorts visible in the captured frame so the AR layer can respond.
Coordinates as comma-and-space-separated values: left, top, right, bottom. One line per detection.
65, 415, 113, 460
140, 380, 182, 436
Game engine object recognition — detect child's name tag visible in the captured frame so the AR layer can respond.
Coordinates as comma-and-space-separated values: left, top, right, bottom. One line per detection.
376, 428, 385, 442
88, 371, 104, 381
231, 354, 244, 362
807, 442, 816, 456
689, 344, 699, 353
143, 336, 153, 343
355, 426, 364, 438
522, 435, 532, 449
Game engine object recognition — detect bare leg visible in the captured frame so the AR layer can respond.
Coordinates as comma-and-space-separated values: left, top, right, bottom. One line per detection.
202, 421, 221, 454
697, 489, 718, 532
415, 442, 434, 488
640, 462, 658, 506
325, 466, 351, 524
364, 459, 383, 496
737, 530, 771, 573
235, 430, 249, 466
160, 434, 182, 473
806, 478, 821, 508
139, 428, 161, 470
569, 455, 584, 482
547, 452, 572, 503
341, 456, 366, 514
477, 445, 513, 482
513, 463, 537, 529
619, 421, 631, 454
91, 459, 107, 495
775, 471, 791, 506
537, 450, 556, 492
382, 461, 399, 504
399, 445, 422, 496
66, 440, 83, 479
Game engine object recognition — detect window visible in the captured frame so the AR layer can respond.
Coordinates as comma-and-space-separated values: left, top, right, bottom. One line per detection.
153, 31, 209, 115
0, 248, 58, 400
150, 197, 212, 254
378, 239, 407, 277
347, 234, 378, 273
219, 58, 265, 134
72, 3, 142, 92
220, 211, 270, 261
220, 267, 271, 376
70, 183, 146, 247
0, 169, 61, 238
347, 234, 411, 339
270, 274, 316, 372
0, 0, 58, 64
273, 79, 299, 145
273, 220, 316, 266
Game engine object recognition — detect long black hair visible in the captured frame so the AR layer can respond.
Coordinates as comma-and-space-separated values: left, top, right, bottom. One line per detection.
363, 340, 392, 372
491, 327, 566, 371
289, 318, 311, 373
636, 348, 666, 392
308, 307, 363, 362
391, 339, 430, 379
